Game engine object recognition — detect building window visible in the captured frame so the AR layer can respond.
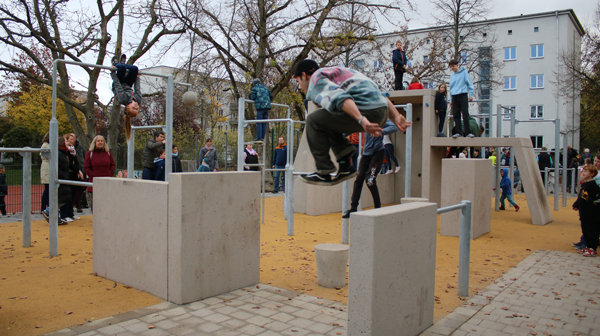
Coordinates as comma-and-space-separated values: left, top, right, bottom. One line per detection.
534, 27, 539, 32
504, 76, 516, 90
503, 106, 515, 120
530, 75, 544, 89
482, 32, 487, 37
426, 39, 430, 44
373, 60, 383, 71
423, 82, 434, 89
530, 136, 543, 149
508, 30, 512, 35
530, 44, 544, 58
353, 59, 364, 69
423, 55, 429, 63
530, 105, 544, 119
390, 44, 394, 48
461, 52, 467, 64
504, 47, 516, 61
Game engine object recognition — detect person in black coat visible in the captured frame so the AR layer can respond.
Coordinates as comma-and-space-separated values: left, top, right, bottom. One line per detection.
537, 147, 553, 186
434, 83, 448, 137
392, 41, 407, 90
172, 145, 183, 173
0, 164, 7, 216
42, 137, 72, 225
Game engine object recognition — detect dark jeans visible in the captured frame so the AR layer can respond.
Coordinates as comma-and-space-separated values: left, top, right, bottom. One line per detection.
60, 202, 74, 219
384, 143, 398, 169
142, 167, 156, 180
351, 144, 359, 168
582, 219, 599, 251
438, 108, 447, 133
451, 93, 471, 135
394, 70, 404, 90
306, 107, 387, 175
72, 186, 84, 209
256, 108, 269, 140
350, 150, 384, 211
115, 64, 138, 87
41, 184, 49, 212
274, 165, 285, 191
0, 196, 5, 215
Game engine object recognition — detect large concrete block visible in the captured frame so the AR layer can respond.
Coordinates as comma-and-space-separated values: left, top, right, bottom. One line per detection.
348, 202, 437, 336
93, 178, 169, 298
167, 172, 261, 304
440, 159, 491, 239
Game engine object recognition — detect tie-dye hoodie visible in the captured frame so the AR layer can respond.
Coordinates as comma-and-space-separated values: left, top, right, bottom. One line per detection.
306, 67, 387, 115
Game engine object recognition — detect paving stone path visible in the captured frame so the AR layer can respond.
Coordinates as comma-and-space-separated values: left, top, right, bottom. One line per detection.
46, 250, 600, 336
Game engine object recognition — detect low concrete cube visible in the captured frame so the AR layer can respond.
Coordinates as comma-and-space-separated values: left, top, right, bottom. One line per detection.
348, 202, 437, 336
315, 244, 349, 288
440, 159, 491, 239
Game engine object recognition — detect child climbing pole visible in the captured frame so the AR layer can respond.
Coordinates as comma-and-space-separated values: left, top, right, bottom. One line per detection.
111, 54, 141, 140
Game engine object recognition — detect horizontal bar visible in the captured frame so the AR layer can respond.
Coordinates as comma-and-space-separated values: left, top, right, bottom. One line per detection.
293, 171, 336, 176
175, 82, 192, 87
57, 179, 93, 187
292, 120, 306, 124
0, 147, 44, 153
470, 99, 490, 103
437, 203, 466, 214
245, 118, 294, 124
515, 119, 558, 124
499, 105, 515, 110
131, 125, 166, 130
55, 59, 170, 78
245, 163, 265, 167
264, 168, 287, 172
393, 104, 408, 108
243, 100, 289, 109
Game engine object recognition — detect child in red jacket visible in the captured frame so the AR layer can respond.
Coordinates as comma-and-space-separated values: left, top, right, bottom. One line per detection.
408, 77, 425, 90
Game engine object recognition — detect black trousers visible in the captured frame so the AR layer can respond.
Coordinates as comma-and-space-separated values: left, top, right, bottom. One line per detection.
438, 109, 447, 133
0, 196, 5, 215
394, 70, 404, 90
451, 93, 471, 135
582, 218, 600, 251
350, 150, 384, 211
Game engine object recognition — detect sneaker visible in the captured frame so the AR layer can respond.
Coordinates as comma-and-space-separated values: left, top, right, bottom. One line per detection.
452, 133, 462, 138
573, 242, 585, 248
467, 133, 475, 138
120, 53, 127, 64
437, 132, 444, 137
111, 56, 118, 67
499, 206, 505, 210
583, 248, 597, 257
395, 166, 401, 173
271, 190, 278, 194
514, 205, 520, 212
332, 165, 357, 185
58, 218, 68, 225
72, 216, 81, 220
577, 247, 588, 254
64, 217, 74, 222
76, 207, 83, 213
253, 139, 263, 143
301, 172, 332, 185
342, 209, 356, 219
42, 209, 49, 223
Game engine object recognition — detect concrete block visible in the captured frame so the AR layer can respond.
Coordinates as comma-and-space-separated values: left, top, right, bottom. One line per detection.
93, 178, 169, 298
348, 202, 437, 336
314, 244, 349, 288
440, 159, 491, 239
401, 197, 429, 204
168, 172, 261, 304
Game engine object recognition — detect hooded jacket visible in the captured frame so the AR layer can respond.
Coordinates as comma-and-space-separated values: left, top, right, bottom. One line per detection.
448, 67, 474, 99
363, 120, 399, 156
500, 168, 512, 195
250, 83, 273, 110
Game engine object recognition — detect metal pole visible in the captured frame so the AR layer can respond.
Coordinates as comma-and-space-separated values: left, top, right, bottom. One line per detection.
341, 180, 350, 244
554, 120, 560, 211
224, 132, 228, 171
262, 141, 266, 225
571, 167, 576, 197
22, 151, 32, 248
127, 129, 135, 179
404, 103, 413, 198
164, 75, 174, 181
357, 134, 363, 212
509, 110, 516, 187
286, 119, 294, 236
544, 167, 549, 195
49, 60, 60, 257
562, 133, 568, 207
494, 105, 501, 211
458, 200, 472, 297
237, 98, 245, 172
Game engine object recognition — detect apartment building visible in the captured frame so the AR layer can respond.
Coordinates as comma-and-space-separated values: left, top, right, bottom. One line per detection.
372, 9, 584, 150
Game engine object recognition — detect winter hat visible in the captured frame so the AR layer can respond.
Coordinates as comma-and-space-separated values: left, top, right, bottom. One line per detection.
585, 148, 590, 153
294, 59, 319, 76
251, 78, 261, 86
203, 158, 210, 163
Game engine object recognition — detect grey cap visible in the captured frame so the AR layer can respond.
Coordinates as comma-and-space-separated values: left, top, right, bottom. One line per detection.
251, 78, 261, 85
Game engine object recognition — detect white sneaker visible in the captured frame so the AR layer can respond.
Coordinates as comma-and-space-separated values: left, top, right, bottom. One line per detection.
452, 133, 462, 138
64, 217, 74, 222
395, 166, 401, 173
467, 133, 475, 138
72, 216, 81, 220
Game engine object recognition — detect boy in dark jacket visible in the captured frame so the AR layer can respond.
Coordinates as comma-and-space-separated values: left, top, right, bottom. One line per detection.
0, 164, 7, 216
392, 41, 407, 90
572, 164, 600, 257
499, 168, 520, 211
271, 136, 287, 193
154, 149, 166, 181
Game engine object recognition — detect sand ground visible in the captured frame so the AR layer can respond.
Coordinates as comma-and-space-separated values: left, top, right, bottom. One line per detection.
0, 194, 582, 335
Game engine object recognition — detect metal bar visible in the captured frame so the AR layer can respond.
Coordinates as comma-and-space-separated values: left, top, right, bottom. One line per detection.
458, 200, 472, 297
554, 120, 560, 210
544, 168, 549, 195
131, 125, 166, 130
165, 75, 173, 182
22, 152, 31, 248
470, 99, 490, 103
393, 104, 408, 108
262, 141, 266, 225
286, 120, 294, 236
357, 134, 363, 212
242, 99, 289, 109
562, 133, 568, 207
341, 181, 349, 244
0, 148, 44, 153
127, 129, 135, 179
54, 59, 171, 78
437, 203, 465, 214
50, 60, 60, 257
513, 120, 557, 123
572, 167, 576, 197
57, 179, 93, 187
174, 82, 192, 88
494, 105, 501, 211
245, 118, 295, 124
237, 98, 245, 172
404, 103, 413, 198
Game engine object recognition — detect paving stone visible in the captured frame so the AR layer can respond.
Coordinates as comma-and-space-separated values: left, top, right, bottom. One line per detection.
154, 318, 181, 330
190, 308, 217, 318
270, 312, 295, 323
306, 322, 335, 334
287, 317, 315, 329
246, 315, 273, 326
220, 318, 247, 329
280, 327, 311, 336
167, 325, 196, 336
310, 314, 338, 325
139, 314, 168, 324
139, 328, 172, 336
45, 329, 77, 336
96, 324, 128, 335
230, 311, 257, 321
291, 309, 318, 320
263, 320, 291, 332
215, 306, 240, 315
198, 321, 223, 333
204, 313, 232, 324
177, 316, 205, 327
236, 323, 267, 335
123, 322, 152, 333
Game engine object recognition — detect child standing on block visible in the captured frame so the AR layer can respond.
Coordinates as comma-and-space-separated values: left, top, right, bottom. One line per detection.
499, 168, 520, 211
572, 164, 600, 257
448, 59, 474, 138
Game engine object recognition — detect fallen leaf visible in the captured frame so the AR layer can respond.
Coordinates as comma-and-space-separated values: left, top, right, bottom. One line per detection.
65, 311, 73, 315
148, 325, 155, 329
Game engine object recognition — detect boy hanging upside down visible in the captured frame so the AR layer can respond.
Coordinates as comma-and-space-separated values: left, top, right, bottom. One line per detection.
111, 54, 141, 140
291, 59, 411, 185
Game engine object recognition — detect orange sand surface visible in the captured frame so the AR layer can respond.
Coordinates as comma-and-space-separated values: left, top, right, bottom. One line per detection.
0, 194, 581, 335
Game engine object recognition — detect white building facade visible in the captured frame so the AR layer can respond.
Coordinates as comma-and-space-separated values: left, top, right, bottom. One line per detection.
373, 10, 584, 150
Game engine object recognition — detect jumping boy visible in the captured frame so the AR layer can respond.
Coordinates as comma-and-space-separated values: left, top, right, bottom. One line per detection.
111, 54, 141, 140
572, 165, 600, 257
291, 59, 411, 185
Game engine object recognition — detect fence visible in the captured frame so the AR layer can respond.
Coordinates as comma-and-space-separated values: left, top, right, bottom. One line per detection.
2, 164, 44, 214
